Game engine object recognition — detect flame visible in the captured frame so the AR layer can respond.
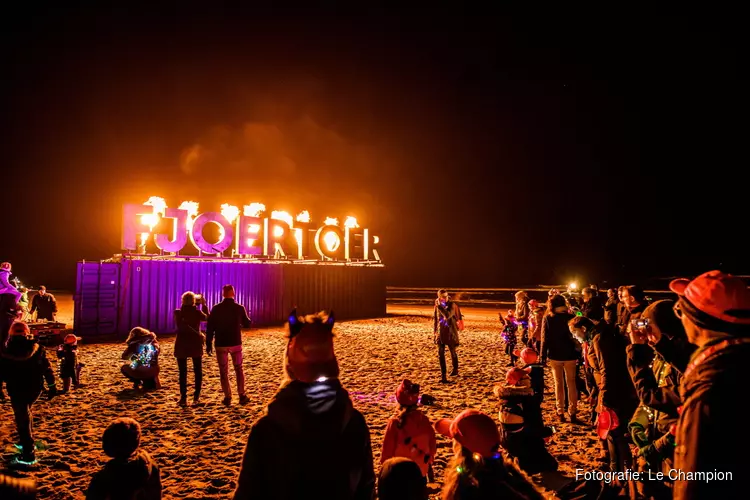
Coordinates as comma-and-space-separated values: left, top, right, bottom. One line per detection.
323, 231, 340, 251
296, 210, 310, 223
344, 216, 359, 229
244, 203, 266, 217
273, 227, 284, 238
140, 213, 159, 230
295, 228, 303, 251
271, 210, 293, 226
144, 196, 166, 217
324, 217, 339, 226
221, 203, 240, 224
178, 201, 199, 229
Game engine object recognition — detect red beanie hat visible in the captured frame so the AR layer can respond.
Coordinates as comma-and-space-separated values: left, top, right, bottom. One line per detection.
396, 379, 420, 406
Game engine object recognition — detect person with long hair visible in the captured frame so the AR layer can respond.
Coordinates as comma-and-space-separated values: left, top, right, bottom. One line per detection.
435, 409, 546, 499
540, 294, 579, 423
173, 291, 208, 406
381, 380, 436, 480
121, 327, 161, 391
233, 310, 375, 500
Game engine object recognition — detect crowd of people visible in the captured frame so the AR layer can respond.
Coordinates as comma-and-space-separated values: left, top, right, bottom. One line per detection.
0, 262, 749, 499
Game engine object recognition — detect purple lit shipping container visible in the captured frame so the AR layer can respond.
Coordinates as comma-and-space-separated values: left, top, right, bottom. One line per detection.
74, 258, 386, 337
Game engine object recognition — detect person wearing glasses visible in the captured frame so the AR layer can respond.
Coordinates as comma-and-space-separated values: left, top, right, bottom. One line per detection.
433, 289, 460, 383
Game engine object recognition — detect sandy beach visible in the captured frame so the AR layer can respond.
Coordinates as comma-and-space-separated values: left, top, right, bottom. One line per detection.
1, 297, 601, 499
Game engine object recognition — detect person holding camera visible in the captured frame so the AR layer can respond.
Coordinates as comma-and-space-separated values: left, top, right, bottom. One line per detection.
433, 289, 459, 383
174, 291, 209, 406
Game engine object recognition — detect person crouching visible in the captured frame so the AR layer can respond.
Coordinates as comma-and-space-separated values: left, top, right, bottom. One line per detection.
86, 417, 162, 499
381, 380, 437, 482
120, 327, 161, 391
494, 368, 557, 474
0, 321, 57, 465
57, 334, 84, 392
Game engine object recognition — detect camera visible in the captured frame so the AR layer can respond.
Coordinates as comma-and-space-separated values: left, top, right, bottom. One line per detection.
631, 318, 649, 330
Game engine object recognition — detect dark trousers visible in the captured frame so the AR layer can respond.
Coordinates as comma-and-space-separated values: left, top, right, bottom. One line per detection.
177, 357, 203, 398
11, 396, 38, 453
607, 426, 633, 473
438, 344, 458, 377
122, 372, 158, 390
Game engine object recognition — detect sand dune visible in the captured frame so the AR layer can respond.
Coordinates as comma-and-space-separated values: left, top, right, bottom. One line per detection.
1, 313, 600, 499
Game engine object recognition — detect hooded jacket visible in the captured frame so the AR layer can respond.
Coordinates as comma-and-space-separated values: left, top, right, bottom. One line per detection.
121, 333, 160, 379
381, 408, 436, 477
0, 269, 21, 303
626, 344, 681, 426
233, 379, 375, 500
0, 335, 55, 401
673, 337, 750, 500
85, 449, 162, 500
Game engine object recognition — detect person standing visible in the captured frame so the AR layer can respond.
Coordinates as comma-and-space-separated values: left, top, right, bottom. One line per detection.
603, 288, 619, 327
0, 262, 21, 304
30, 286, 57, 321
174, 291, 208, 406
206, 285, 251, 406
433, 289, 459, 383
514, 291, 530, 345
540, 294, 579, 423
667, 271, 750, 500
0, 321, 57, 465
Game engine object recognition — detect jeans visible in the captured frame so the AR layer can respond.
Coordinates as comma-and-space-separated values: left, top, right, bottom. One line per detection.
549, 359, 578, 416
438, 344, 458, 377
11, 396, 38, 453
177, 357, 203, 398
216, 345, 245, 398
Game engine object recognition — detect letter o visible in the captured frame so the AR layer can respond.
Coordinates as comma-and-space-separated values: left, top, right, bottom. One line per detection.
189, 212, 233, 254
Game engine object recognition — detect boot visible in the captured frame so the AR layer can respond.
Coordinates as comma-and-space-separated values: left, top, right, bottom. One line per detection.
178, 396, 188, 407
62, 378, 71, 393
192, 391, 201, 405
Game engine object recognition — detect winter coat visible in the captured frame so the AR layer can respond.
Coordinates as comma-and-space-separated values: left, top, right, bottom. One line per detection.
86, 449, 162, 500
588, 324, 638, 419
496, 383, 557, 474
514, 300, 529, 323
174, 305, 207, 359
528, 307, 545, 342
30, 293, 57, 320
206, 298, 251, 349
618, 302, 646, 335
652, 336, 696, 375
381, 408, 436, 477
540, 310, 578, 361
524, 363, 545, 403
233, 379, 375, 500
0, 269, 21, 303
581, 297, 604, 322
121, 334, 160, 380
673, 336, 750, 500
433, 301, 459, 346
626, 344, 681, 425
57, 344, 79, 379
603, 297, 618, 326
0, 336, 55, 402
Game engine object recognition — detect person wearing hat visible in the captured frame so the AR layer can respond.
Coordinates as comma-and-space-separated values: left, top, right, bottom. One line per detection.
381, 380, 436, 479
0, 321, 57, 464
494, 368, 557, 474
667, 271, 750, 500
57, 333, 84, 392
435, 409, 545, 499
0, 262, 22, 304
86, 417, 162, 499
233, 310, 375, 500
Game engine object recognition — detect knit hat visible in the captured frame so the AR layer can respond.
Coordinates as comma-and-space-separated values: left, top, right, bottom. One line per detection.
670, 271, 750, 328
435, 410, 501, 459
519, 347, 539, 364
396, 379, 420, 407
8, 321, 30, 337
64, 334, 81, 345
285, 309, 340, 383
506, 367, 529, 386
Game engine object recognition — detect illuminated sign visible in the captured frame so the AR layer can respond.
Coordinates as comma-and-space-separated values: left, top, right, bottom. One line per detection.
122, 197, 381, 261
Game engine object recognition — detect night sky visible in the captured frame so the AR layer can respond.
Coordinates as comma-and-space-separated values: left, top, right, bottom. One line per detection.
1, 8, 746, 290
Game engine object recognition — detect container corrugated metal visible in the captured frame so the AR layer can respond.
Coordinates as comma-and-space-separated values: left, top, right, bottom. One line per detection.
74, 258, 385, 337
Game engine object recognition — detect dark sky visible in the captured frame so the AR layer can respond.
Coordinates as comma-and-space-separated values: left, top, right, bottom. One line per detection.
1, 7, 746, 289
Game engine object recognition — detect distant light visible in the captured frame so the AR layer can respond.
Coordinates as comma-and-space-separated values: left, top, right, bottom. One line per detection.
569, 282, 577, 290
316, 376, 327, 382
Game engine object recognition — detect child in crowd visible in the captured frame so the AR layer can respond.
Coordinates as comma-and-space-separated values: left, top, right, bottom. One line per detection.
499, 310, 519, 366
86, 417, 162, 499
57, 334, 84, 392
527, 300, 545, 352
120, 327, 161, 391
435, 409, 546, 499
494, 367, 558, 474
381, 380, 437, 481
516, 347, 544, 404
378, 457, 428, 500
0, 262, 21, 304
